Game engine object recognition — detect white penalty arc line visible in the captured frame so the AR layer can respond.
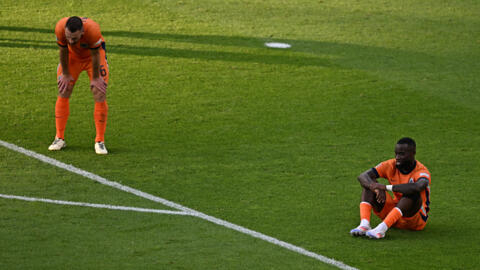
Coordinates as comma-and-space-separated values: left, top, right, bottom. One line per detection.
0, 193, 190, 216
0, 140, 357, 270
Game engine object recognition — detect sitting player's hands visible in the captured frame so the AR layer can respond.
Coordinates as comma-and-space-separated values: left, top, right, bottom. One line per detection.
90, 77, 107, 94
374, 189, 386, 204
369, 182, 386, 204
58, 74, 73, 94
369, 182, 386, 191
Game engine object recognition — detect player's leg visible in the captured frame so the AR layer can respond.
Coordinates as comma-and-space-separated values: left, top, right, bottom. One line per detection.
390, 193, 427, 231
366, 193, 422, 239
350, 187, 385, 236
49, 60, 81, 151
86, 44, 109, 154
396, 192, 422, 217
365, 193, 396, 239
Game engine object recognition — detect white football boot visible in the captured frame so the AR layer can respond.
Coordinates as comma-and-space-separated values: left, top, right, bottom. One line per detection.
350, 225, 371, 236
48, 137, 66, 151
366, 222, 388, 239
95, 141, 108, 155
367, 222, 388, 239
366, 229, 385, 239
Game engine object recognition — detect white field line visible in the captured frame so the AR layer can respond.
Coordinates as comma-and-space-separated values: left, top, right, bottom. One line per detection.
0, 193, 190, 216
0, 139, 358, 270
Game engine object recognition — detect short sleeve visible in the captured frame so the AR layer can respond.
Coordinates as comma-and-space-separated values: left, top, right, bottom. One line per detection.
374, 159, 394, 179
85, 20, 103, 49
55, 18, 68, 47
414, 171, 431, 183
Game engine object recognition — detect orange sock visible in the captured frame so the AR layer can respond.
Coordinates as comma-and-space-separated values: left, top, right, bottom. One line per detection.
384, 207, 403, 228
360, 202, 372, 222
55, 96, 69, 139
94, 101, 108, 142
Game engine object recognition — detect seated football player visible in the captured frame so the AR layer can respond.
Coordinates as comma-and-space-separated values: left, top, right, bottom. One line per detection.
350, 137, 431, 239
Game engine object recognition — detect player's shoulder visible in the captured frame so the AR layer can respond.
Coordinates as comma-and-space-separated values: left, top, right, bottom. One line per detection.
82, 17, 102, 41
377, 158, 396, 168
55, 17, 69, 44
374, 159, 395, 176
415, 160, 430, 171
55, 17, 69, 32
82, 17, 101, 31
414, 160, 431, 178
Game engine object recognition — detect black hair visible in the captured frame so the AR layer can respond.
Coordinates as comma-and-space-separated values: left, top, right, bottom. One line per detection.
66, 16, 83, 32
397, 137, 416, 148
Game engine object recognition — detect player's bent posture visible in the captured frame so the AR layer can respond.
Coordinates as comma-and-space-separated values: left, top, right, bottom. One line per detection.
350, 137, 431, 239
48, 16, 109, 154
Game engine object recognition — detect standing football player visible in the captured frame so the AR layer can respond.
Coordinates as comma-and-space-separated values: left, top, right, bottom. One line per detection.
350, 137, 431, 239
49, 16, 109, 154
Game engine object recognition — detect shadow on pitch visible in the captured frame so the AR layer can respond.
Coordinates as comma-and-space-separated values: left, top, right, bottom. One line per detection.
0, 26, 332, 68
0, 25, 442, 72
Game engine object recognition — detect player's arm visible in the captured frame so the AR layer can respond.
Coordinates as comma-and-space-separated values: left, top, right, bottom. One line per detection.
89, 48, 106, 93
57, 45, 73, 94
90, 47, 101, 79
59, 45, 70, 76
358, 168, 387, 204
372, 178, 429, 195
357, 169, 380, 191
391, 178, 429, 195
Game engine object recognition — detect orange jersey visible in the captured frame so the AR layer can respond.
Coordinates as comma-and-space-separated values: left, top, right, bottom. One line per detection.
55, 17, 104, 59
374, 159, 431, 221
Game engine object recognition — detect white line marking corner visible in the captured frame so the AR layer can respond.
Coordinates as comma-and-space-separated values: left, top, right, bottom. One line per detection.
0, 139, 357, 270
0, 193, 190, 216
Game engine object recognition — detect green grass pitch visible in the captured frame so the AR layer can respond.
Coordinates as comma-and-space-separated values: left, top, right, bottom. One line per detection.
1, 0, 479, 269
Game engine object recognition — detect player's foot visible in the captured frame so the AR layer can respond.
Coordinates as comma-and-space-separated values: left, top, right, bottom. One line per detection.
95, 141, 108, 155
350, 225, 371, 236
366, 229, 385, 239
48, 137, 66, 151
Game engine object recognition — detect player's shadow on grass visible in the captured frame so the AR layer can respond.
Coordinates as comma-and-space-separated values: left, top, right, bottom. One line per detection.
0, 25, 441, 72
0, 26, 331, 68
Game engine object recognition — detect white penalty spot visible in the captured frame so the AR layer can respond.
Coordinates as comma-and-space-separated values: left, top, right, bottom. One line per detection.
264, 42, 291, 49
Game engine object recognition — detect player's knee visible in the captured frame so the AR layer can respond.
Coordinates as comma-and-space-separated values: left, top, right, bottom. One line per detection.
58, 87, 73, 98
93, 90, 106, 102
403, 192, 420, 201
361, 188, 376, 202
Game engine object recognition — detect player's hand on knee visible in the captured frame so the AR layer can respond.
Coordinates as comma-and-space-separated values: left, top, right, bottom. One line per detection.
374, 189, 386, 204
90, 77, 107, 94
58, 74, 73, 94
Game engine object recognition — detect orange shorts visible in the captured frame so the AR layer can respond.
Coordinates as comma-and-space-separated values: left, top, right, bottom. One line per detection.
374, 192, 427, 231
57, 44, 109, 85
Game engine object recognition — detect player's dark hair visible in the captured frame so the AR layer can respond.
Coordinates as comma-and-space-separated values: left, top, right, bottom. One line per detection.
66, 16, 83, 32
397, 137, 416, 148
